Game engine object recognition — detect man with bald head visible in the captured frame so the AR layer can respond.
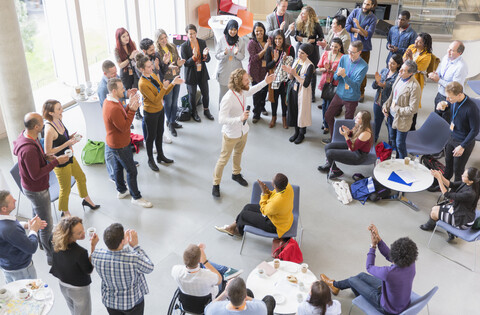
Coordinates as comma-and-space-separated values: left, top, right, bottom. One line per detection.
13, 112, 69, 264
428, 40, 468, 122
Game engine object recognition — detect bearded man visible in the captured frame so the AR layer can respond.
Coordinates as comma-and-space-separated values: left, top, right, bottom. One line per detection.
212, 69, 274, 197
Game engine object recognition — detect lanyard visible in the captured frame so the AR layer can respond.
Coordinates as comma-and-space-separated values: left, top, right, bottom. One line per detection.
231, 90, 244, 111
52, 120, 68, 138
347, 59, 359, 77
276, 13, 283, 27
24, 132, 45, 155
142, 75, 161, 93
224, 35, 235, 53
329, 51, 339, 63
452, 95, 468, 123
274, 50, 285, 68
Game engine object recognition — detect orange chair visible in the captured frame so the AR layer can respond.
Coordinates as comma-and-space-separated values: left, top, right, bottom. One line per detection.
237, 9, 253, 37
218, 0, 246, 16
198, 3, 211, 29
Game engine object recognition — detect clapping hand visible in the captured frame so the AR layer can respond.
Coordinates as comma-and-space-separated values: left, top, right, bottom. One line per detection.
281, 64, 292, 75
163, 52, 171, 64
177, 58, 186, 67
336, 67, 346, 77
264, 73, 275, 84
172, 76, 185, 85
127, 88, 138, 98
126, 229, 139, 247
203, 47, 209, 56
405, 49, 413, 60
280, 21, 286, 30
234, 46, 239, 55
257, 180, 270, 195
273, 49, 279, 61
368, 224, 381, 245
318, 39, 327, 48
266, 38, 272, 47
374, 71, 381, 84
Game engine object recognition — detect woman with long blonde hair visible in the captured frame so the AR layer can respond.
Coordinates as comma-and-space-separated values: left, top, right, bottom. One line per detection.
318, 110, 373, 179
294, 6, 324, 101
50, 216, 99, 315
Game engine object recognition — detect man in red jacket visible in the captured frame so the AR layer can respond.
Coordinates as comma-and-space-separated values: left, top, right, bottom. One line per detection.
13, 112, 69, 265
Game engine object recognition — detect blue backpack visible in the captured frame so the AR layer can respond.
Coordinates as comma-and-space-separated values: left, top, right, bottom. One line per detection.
350, 177, 376, 204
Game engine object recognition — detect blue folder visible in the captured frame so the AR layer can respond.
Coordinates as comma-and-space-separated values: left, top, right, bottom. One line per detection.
388, 171, 413, 186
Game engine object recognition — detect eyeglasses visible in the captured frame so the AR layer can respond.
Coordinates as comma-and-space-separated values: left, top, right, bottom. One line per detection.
348, 50, 360, 55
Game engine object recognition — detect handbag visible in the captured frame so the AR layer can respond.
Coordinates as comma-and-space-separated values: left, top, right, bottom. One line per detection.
81, 140, 105, 165
274, 238, 303, 263
471, 217, 480, 230
320, 82, 336, 101
351, 177, 376, 205
332, 180, 353, 205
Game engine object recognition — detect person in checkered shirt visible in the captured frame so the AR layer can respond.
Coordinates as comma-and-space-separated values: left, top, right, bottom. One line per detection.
92, 223, 154, 315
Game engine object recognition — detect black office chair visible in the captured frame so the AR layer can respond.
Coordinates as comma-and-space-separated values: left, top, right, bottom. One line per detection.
167, 288, 212, 315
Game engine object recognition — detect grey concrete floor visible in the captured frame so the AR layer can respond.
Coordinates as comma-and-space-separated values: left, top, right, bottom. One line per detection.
1, 38, 480, 314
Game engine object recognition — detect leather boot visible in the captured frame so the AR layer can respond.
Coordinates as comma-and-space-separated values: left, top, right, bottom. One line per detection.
191, 106, 201, 122
282, 116, 288, 129
269, 116, 277, 128
420, 218, 436, 231
289, 127, 299, 142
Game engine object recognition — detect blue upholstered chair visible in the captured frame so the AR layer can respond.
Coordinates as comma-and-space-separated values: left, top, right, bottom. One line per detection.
10, 162, 76, 220
428, 210, 480, 271
471, 97, 480, 141
239, 181, 301, 255
405, 112, 451, 156
349, 286, 438, 315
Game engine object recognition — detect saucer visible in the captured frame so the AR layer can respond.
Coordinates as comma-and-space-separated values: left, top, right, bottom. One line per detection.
33, 290, 49, 301
0, 291, 12, 303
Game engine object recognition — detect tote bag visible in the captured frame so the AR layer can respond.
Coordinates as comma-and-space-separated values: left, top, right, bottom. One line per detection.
81, 140, 105, 165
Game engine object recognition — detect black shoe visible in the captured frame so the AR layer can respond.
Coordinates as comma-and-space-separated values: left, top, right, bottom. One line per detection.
294, 133, 305, 144
317, 104, 322, 109
232, 174, 248, 187
166, 121, 170, 128
262, 110, 268, 116
172, 121, 183, 129
317, 163, 332, 173
359, 95, 365, 103
328, 168, 344, 179
420, 218, 436, 231
321, 138, 331, 145
130, 124, 134, 129
289, 131, 299, 142
204, 109, 214, 120
427, 185, 440, 192
148, 159, 159, 172
157, 155, 174, 164
135, 110, 143, 120
447, 232, 456, 242
323, 128, 329, 134
252, 116, 260, 123
169, 124, 177, 137
192, 110, 201, 122
212, 185, 220, 197
82, 199, 100, 211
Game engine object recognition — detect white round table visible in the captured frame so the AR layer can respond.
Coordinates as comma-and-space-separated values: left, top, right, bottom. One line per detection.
246, 261, 317, 314
373, 158, 434, 211
208, 15, 242, 43
0, 279, 54, 314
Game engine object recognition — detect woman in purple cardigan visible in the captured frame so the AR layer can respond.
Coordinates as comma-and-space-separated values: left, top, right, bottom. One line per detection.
321, 224, 418, 314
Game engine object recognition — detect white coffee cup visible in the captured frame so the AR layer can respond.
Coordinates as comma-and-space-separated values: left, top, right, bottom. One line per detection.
257, 268, 265, 277
0, 288, 8, 299
65, 149, 73, 157
87, 227, 96, 239
74, 134, 82, 141
404, 157, 411, 165
273, 258, 280, 269
18, 288, 28, 299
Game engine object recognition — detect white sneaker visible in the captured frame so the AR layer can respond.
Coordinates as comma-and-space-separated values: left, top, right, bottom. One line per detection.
131, 198, 153, 208
163, 134, 172, 144
117, 191, 130, 199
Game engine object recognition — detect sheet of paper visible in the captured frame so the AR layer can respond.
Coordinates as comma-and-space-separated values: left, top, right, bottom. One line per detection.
395, 169, 417, 184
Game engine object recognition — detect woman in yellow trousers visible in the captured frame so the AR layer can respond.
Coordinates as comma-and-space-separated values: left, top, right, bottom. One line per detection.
42, 99, 99, 217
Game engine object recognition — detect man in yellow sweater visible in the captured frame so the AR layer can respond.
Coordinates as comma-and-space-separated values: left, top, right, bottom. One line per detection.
215, 173, 294, 238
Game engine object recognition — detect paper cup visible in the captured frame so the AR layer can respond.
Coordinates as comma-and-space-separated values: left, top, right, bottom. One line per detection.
273, 259, 280, 269
74, 134, 82, 141
301, 263, 308, 273
404, 157, 410, 165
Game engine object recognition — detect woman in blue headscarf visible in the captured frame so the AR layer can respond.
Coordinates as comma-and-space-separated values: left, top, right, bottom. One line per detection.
215, 19, 245, 102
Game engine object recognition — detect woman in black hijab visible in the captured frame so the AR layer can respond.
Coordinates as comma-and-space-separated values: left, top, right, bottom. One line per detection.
215, 19, 246, 102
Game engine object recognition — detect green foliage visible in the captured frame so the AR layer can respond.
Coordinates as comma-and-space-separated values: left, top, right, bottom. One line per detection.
15, 0, 36, 53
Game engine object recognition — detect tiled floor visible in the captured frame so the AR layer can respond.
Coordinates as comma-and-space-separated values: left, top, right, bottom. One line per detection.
1, 38, 479, 314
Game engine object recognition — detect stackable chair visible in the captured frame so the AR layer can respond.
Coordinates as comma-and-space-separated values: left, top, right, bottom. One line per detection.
218, 0, 246, 16
405, 112, 451, 156
428, 210, 480, 271
237, 9, 253, 37
198, 3, 213, 39
349, 286, 438, 315
239, 181, 302, 254
10, 163, 76, 220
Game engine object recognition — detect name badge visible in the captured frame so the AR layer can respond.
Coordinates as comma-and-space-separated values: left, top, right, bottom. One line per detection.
354, 33, 358, 39
228, 56, 233, 61
262, 60, 266, 67
345, 83, 350, 90
293, 82, 298, 91
128, 68, 133, 75
172, 68, 177, 76
196, 63, 202, 72
450, 122, 454, 131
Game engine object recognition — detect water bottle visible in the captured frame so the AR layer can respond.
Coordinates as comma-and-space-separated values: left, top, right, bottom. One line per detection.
391, 150, 397, 160
375, 157, 381, 166
414, 155, 420, 168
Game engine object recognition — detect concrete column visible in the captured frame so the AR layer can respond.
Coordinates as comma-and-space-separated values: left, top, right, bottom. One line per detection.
0, 0, 36, 157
